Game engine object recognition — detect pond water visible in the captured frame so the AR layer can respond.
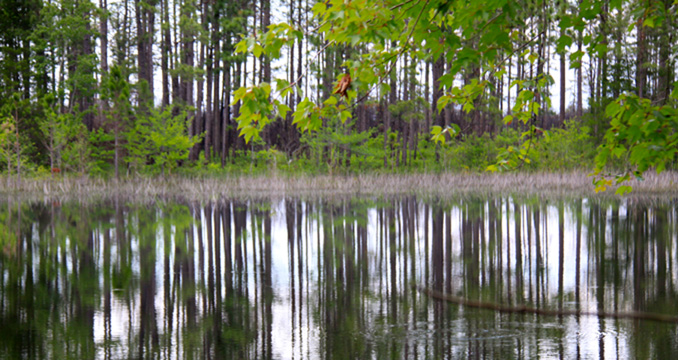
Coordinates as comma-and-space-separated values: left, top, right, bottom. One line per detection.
0, 194, 677, 359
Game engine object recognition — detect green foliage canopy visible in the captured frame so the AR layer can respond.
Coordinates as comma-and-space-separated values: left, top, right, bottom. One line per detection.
127, 106, 201, 175
234, 0, 677, 192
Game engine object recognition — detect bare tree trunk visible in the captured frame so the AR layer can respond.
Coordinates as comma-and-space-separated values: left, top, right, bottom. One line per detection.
100, 0, 108, 73
559, 3, 567, 124
576, 20, 583, 119
600, 4, 608, 103
135, 0, 155, 105
636, 14, 646, 98
199, 0, 208, 161
161, 0, 171, 107
171, 0, 180, 107
507, 55, 512, 116
388, 48, 397, 168
76, 3, 95, 130
222, 63, 231, 165
262, 0, 271, 83
182, 0, 198, 160
98, 0, 110, 132
432, 53, 444, 127
212, 14, 222, 164
656, 0, 672, 104
425, 59, 430, 132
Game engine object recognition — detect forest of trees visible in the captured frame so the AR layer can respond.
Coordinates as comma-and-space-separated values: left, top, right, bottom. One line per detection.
0, 0, 676, 182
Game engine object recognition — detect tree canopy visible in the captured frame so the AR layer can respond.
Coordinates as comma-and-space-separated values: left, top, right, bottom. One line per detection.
237, 0, 677, 192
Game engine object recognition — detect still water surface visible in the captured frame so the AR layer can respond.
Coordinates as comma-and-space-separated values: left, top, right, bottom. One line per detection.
1, 195, 677, 359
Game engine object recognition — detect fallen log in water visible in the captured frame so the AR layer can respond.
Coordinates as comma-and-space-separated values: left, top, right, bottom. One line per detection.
414, 285, 678, 323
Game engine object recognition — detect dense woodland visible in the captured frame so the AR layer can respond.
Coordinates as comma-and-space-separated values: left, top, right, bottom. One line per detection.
0, 0, 676, 183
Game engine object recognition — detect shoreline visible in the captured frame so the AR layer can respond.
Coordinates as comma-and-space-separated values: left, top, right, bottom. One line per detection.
1, 171, 677, 201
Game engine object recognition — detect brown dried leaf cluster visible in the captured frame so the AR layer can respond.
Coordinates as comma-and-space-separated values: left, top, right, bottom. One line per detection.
333, 73, 351, 98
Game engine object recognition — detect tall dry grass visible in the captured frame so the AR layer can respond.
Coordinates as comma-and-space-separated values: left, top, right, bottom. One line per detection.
1, 171, 677, 201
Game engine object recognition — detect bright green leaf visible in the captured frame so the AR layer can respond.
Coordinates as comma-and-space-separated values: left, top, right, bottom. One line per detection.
615, 185, 633, 196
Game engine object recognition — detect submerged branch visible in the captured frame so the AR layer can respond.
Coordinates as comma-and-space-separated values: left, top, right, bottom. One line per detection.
415, 285, 678, 323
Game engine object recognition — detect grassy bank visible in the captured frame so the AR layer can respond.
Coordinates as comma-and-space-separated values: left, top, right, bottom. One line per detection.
2, 171, 677, 201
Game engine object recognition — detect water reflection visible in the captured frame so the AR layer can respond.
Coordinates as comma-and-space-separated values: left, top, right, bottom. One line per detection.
1, 195, 677, 359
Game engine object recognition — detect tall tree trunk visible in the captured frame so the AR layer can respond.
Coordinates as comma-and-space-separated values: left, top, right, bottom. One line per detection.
99, 0, 109, 129
161, 0, 171, 107
182, 0, 198, 160
286, 0, 296, 154
100, 0, 109, 73
507, 55, 512, 117
431, 52, 444, 127
135, 0, 155, 105
559, 3, 567, 124
576, 17, 583, 119
535, 0, 547, 129
80, 2, 95, 130
425, 59, 431, 131
599, 4, 609, 104
656, 0, 672, 104
262, 0, 271, 83
171, 0, 181, 107
560, 52, 566, 123
222, 61, 231, 165
212, 12, 222, 164
636, 13, 646, 98
387, 47, 397, 168
199, 0, 208, 161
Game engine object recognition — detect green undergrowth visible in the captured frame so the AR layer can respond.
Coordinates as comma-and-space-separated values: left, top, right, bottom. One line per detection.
0, 119, 658, 180
177, 120, 601, 177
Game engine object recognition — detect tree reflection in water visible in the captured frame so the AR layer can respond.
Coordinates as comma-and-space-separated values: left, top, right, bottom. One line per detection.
0, 195, 677, 359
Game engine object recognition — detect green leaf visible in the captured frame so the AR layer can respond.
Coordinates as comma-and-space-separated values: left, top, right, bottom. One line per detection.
430, 125, 446, 145
438, 73, 454, 88
517, 90, 534, 102
615, 185, 633, 196
609, 0, 622, 9
593, 177, 612, 193
253, 44, 264, 58
594, 43, 608, 56
359, 67, 377, 84
462, 101, 474, 113
275, 78, 291, 93
611, 146, 626, 158
380, 83, 391, 95
556, 34, 573, 53
450, 123, 461, 136
340, 110, 352, 123
605, 101, 621, 118
277, 103, 292, 118
235, 40, 248, 54
241, 125, 259, 144
437, 95, 451, 113
311, 2, 326, 15
643, 17, 655, 28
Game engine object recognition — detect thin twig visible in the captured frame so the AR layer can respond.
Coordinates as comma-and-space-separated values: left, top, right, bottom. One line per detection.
485, 30, 543, 78
390, 0, 419, 11
280, 40, 335, 94
353, 0, 431, 107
